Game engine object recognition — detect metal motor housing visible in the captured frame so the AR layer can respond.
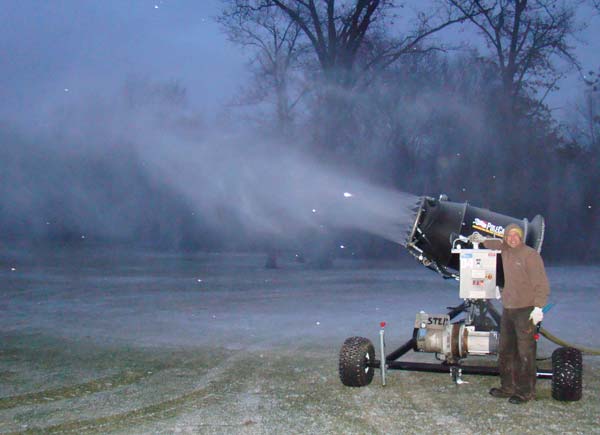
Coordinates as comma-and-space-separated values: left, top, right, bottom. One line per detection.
414, 312, 499, 359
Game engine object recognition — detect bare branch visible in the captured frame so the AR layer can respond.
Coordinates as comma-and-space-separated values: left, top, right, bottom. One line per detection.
445, 0, 584, 116
219, 1, 308, 128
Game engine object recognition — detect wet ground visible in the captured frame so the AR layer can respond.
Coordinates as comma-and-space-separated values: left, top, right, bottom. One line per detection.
1, 248, 599, 434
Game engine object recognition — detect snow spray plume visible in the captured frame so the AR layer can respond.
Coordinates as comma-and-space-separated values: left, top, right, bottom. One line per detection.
2, 69, 501, 250
0, 91, 422, 248
138, 129, 422, 247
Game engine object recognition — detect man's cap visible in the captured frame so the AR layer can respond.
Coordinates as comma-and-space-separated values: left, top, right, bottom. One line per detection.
504, 223, 524, 240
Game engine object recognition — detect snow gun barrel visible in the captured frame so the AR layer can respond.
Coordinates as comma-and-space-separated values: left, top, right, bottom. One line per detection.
405, 195, 545, 279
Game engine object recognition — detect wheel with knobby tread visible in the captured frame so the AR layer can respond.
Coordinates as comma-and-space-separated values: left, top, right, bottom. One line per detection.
552, 347, 582, 401
339, 336, 375, 387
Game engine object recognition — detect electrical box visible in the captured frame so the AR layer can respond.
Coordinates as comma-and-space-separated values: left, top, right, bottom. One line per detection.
451, 248, 500, 299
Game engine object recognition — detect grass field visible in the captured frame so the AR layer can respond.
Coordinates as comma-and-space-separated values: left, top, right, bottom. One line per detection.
1, 250, 599, 434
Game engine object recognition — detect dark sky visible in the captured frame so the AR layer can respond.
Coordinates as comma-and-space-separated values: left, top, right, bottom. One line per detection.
1, 0, 598, 126
0, 0, 247, 125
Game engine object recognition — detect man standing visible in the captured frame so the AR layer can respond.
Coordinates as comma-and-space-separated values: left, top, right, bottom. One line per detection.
480, 223, 550, 404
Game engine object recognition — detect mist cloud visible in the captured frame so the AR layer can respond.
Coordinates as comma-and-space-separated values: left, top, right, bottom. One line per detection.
1, 84, 421, 250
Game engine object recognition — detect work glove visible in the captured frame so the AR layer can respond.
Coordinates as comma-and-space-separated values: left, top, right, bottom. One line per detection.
468, 232, 486, 244
529, 307, 544, 325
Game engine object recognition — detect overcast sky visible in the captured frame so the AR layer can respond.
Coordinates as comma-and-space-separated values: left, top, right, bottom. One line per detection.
0, 0, 247, 124
1, 0, 598, 126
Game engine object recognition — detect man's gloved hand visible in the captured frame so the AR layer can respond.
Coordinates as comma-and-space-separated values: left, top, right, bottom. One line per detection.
529, 307, 544, 325
468, 232, 486, 244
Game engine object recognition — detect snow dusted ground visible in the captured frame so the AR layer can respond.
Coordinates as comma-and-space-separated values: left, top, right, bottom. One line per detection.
0, 248, 599, 434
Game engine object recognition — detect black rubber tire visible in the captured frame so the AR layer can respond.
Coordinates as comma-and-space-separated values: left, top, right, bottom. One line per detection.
552, 347, 583, 401
339, 336, 375, 387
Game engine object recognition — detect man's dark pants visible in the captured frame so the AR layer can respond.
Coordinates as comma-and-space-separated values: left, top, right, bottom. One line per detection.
499, 306, 537, 400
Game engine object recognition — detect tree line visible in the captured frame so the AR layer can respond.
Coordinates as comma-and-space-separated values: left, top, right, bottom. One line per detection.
1, 1, 598, 263
218, 0, 600, 262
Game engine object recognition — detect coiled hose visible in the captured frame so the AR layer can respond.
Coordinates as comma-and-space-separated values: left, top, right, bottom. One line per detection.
540, 327, 600, 355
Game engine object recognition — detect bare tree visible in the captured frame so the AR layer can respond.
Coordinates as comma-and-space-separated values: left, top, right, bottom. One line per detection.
224, 0, 393, 88
220, 1, 474, 157
567, 74, 600, 147
446, 0, 583, 118
224, 1, 471, 88
219, 3, 308, 131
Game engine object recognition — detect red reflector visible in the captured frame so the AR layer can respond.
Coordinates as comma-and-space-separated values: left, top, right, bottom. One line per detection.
534, 333, 540, 341
380, 322, 386, 328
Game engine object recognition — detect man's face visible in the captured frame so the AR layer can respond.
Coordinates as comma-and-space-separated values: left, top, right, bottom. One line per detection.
506, 229, 523, 248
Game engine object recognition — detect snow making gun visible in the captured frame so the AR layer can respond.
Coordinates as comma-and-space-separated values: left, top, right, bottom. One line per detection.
404, 195, 545, 279
339, 195, 583, 402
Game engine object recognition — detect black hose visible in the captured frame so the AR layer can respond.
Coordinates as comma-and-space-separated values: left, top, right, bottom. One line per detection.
540, 327, 600, 355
